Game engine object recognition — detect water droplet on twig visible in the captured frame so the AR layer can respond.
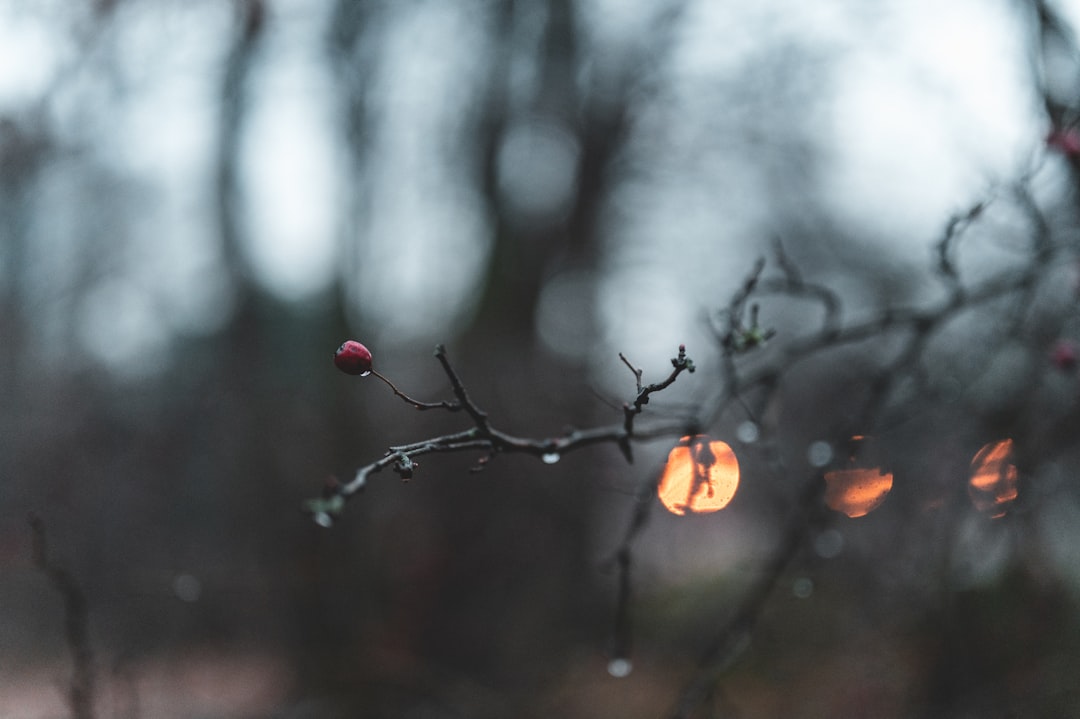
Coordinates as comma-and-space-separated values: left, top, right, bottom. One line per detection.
541, 452, 561, 464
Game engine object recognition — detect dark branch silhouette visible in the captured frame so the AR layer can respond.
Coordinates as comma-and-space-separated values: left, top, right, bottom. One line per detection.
305, 343, 699, 527
29, 513, 96, 719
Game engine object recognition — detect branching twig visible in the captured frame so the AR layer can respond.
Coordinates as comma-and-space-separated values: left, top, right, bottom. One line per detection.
719, 258, 777, 354
305, 344, 698, 526
433, 344, 491, 431
307, 85, 1071, 715
619, 352, 644, 393
662, 167, 1069, 715
621, 345, 696, 439
936, 197, 988, 296
595, 187, 1066, 710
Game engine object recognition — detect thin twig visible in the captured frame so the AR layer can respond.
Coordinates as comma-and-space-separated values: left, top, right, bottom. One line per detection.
434, 344, 491, 431
29, 513, 96, 719
619, 352, 645, 393
621, 346, 696, 451
306, 345, 699, 524
666, 164, 1065, 716
371, 370, 460, 412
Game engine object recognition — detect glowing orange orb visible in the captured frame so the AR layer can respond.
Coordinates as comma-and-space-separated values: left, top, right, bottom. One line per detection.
658, 436, 740, 516
823, 436, 893, 518
824, 466, 894, 518
968, 439, 1018, 518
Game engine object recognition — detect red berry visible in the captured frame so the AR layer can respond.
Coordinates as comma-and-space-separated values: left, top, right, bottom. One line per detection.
334, 340, 373, 376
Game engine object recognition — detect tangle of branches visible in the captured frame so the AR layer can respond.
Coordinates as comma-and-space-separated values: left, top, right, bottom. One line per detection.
305, 146, 1080, 716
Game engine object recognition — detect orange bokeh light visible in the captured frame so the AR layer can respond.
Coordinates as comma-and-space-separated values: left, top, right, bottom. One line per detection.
968, 439, 1018, 518
658, 435, 740, 516
823, 436, 893, 518
824, 467, 894, 518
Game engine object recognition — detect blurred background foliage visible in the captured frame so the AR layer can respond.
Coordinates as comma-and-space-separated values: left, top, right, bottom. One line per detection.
3, 0, 1080, 717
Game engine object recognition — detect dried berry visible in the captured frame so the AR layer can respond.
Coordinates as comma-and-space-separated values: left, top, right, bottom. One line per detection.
334, 340, 373, 376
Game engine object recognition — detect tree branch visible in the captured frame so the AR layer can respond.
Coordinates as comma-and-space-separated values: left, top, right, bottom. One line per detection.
662, 168, 1069, 715
305, 345, 699, 526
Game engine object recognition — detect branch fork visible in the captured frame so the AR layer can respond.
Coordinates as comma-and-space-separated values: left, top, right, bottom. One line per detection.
305, 344, 698, 526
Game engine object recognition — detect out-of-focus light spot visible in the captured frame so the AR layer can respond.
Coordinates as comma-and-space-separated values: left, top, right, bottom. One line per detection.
823, 436, 893, 518
597, 270, 698, 397
824, 467, 893, 517
173, 573, 202, 602
607, 658, 633, 678
77, 279, 170, 377
355, 184, 490, 343
968, 439, 1018, 518
736, 420, 760, 444
497, 117, 580, 224
350, 1, 492, 343
813, 529, 844, 558
807, 441, 833, 467
0, 11, 60, 109
241, 63, 340, 302
825, 1, 1034, 245
658, 435, 739, 516
792, 577, 814, 599
168, 260, 236, 337
536, 270, 598, 360
939, 376, 963, 403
